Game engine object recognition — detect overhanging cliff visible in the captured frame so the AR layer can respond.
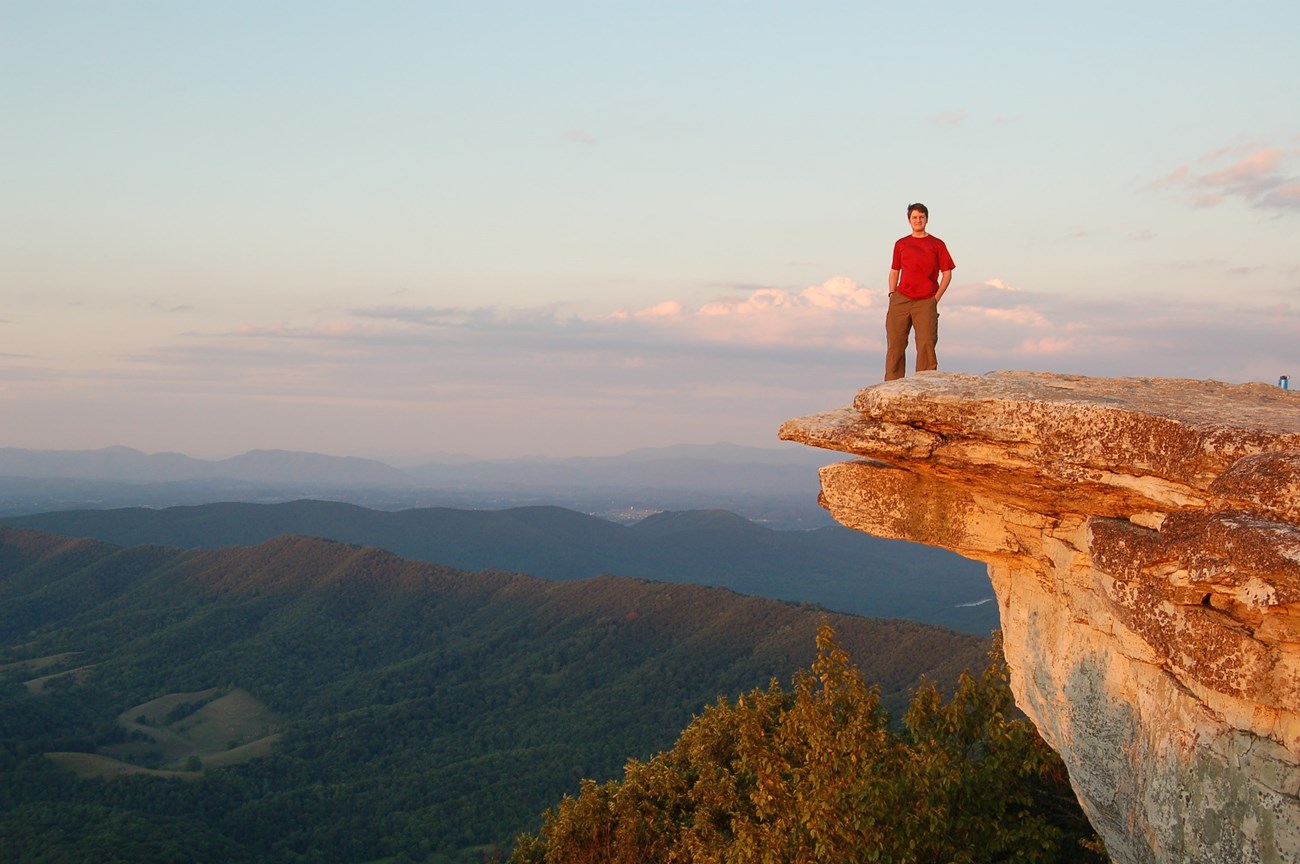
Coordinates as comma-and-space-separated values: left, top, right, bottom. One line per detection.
780, 371, 1300, 864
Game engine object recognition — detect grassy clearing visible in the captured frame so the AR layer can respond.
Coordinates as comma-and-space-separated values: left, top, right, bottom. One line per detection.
45, 687, 285, 779
0, 651, 81, 674
23, 664, 97, 694
45, 751, 198, 782
120, 687, 223, 726
174, 688, 280, 753
200, 732, 283, 768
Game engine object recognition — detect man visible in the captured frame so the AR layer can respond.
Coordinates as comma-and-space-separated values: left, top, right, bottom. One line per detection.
885, 202, 955, 381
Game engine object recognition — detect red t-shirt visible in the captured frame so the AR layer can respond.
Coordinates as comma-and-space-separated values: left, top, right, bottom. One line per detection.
891, 234, 955, 299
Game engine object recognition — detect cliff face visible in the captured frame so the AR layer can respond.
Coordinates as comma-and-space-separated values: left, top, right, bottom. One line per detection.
779, 371, 1300, 864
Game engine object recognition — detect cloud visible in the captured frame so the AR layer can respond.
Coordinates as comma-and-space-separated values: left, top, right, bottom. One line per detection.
134, 272, 1289, 387
70, 274, 1300, 395
981, 278, 1020, 292
1016, 336, 1075, 354
955, 279, 1036, 311
666, 277, 875, 319
610, 278, 883, 349
562, 129, 597, 145
1149, 165, 1189, 190
15, 272, 1298, 459
979, 306, 1051, 327
635, 300, 685, 319
351, 306, 459, 324
1260, 182, 1300, 210
790, 276, 876, 311
1151, 144, 1300, 212
150, 301, 196, 313
930, 109, 968, 126
221, 275, 1259, 389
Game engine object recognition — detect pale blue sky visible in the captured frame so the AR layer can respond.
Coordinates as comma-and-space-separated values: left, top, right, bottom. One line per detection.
3, 1, 1298, 460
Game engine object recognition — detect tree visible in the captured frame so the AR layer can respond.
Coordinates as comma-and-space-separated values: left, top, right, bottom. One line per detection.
509, 626, 1106, 864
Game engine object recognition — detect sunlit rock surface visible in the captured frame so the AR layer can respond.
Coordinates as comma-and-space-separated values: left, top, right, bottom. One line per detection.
780, 371, 1300, 864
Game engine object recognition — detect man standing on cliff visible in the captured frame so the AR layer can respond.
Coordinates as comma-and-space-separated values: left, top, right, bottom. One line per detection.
885, 202, 955, 380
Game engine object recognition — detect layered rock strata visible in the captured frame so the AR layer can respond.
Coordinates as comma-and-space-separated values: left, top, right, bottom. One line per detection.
779, 371, 1300, 864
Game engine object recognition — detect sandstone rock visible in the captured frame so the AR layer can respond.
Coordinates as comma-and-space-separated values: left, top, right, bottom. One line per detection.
779, 371, 1300, 864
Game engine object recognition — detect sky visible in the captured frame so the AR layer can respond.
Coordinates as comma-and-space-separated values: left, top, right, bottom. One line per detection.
3, 1, 1298, 462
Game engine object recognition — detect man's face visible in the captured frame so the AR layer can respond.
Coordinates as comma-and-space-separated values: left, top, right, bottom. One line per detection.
909, 209, 928, 234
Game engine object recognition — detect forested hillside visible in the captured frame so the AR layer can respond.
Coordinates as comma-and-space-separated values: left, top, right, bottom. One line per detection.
0, 501, 997, 633
0, 527, 988, 862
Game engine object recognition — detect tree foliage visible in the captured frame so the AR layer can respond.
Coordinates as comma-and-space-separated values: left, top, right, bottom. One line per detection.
510, 626, 1105, 864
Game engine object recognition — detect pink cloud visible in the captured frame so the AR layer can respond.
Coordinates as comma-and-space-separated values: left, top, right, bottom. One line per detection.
309, 273, 1226, 379
799, 276, 875, 310
1152, 144, 1300, 212
1198, 148, 1282, 183
333, 278, 1071, 362
1016, 336, 1075, 354
980, 306, 1051, 327
930, 108, 968, 126
634, 301, 684, 319
84, 276, 1298, 463
574, 278, 885, 350
699, 288, 795, 316
1194, 148, 1287, 201
561, 129, 597, 145
982, 278, 1020, 292
1261, 182, 1300, 209
1148, 165, 1189, 190
697, 277, 874, 317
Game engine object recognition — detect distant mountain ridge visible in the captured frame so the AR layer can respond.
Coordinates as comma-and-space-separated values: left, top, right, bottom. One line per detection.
0, 501, 998, 633
0, 442, 833, 486
0, 443, 840, 527
0, 445, 413, 486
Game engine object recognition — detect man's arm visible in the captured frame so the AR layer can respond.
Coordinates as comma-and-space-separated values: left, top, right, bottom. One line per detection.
935, 270, 952, 301
888, 269, 900, 295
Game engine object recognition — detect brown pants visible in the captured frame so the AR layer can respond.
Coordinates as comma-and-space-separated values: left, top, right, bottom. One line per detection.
884, 292, 938, 381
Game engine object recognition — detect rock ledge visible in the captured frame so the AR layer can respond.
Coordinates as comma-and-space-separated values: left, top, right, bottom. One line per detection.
780, 371, 1300, 864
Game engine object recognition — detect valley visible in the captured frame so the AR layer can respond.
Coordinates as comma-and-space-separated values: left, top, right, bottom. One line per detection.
0, 526, 990, 862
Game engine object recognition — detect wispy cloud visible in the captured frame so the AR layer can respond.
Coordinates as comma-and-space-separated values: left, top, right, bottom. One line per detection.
149, 301, 196, 314
8, 272, 1297, 457
634, 301, 684, 319
930, 109, 968, 126
1150, 143, 1300, 212
174, 274, 1293, 387
561, 128, 597, 145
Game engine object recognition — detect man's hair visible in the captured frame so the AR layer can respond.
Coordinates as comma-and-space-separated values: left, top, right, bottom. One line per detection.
907, 202, 929, 218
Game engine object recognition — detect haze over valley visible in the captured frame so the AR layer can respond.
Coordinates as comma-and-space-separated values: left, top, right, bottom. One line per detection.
0, 442, 838, 528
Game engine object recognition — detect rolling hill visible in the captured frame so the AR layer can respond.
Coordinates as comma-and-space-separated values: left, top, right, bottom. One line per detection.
0, 501, 998, 634
0, 526, 989, 862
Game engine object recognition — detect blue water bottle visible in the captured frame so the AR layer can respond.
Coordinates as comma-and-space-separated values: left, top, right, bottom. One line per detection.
1281, 375, 1290, 390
